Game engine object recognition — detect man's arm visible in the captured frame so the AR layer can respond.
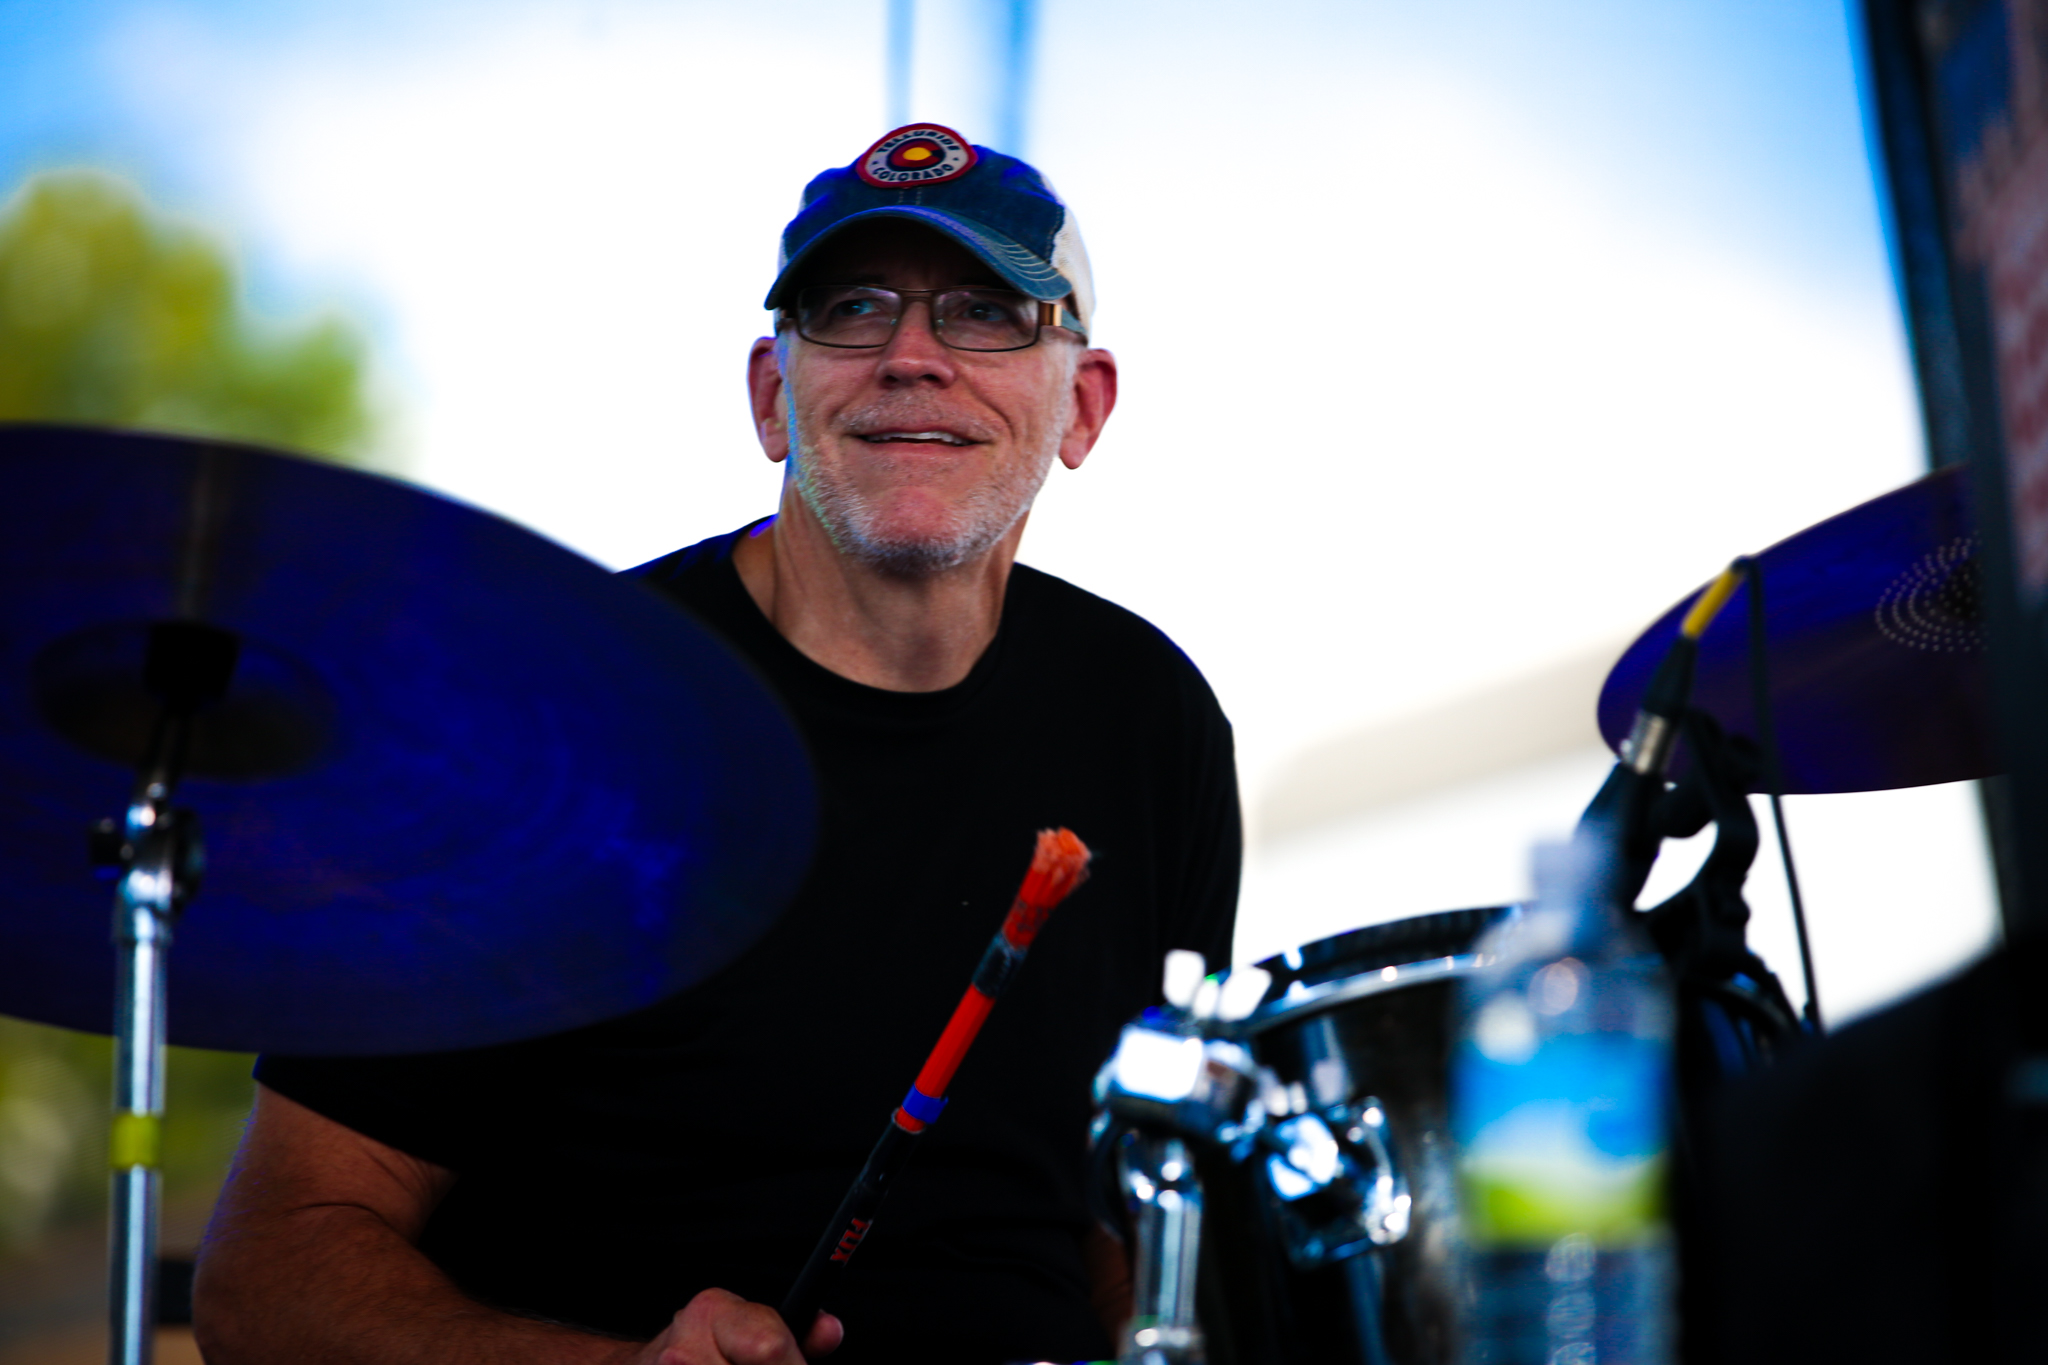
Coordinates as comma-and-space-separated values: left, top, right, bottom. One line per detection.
193, 1084, 839, 1365
1083, 1222, 1133, 1346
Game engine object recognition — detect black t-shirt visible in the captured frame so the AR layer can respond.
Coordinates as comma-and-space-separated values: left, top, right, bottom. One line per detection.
256, 526, 1241, 1364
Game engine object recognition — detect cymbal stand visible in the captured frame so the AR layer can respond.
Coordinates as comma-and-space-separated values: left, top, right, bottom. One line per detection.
1117, 1132, 1206, 1365
91, 623, 236, 1365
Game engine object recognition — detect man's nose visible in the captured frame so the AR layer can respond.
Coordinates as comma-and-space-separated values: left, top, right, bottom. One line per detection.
876, 297, 957, 384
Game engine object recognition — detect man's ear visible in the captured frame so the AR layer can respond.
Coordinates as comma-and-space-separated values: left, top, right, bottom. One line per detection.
1060, 346, 1118, 471
748, 335, 791, 464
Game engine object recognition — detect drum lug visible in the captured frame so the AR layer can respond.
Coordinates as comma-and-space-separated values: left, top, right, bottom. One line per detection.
1256, 1096, 1412, 1269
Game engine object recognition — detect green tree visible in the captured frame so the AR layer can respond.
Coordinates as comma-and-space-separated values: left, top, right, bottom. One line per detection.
0, 1020, 253, 1253
0, 167, 378, 463
0, 169, 386, 1267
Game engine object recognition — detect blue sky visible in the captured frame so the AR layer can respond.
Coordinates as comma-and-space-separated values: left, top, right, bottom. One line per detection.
1, 1, 1894, 319
0, 0, 1919, 743
4, 1, 1989, 1015
0, 0, 1924, 751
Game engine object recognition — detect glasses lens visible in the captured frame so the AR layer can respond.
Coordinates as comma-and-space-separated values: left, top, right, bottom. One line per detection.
935, 289, 1039, 351
793, 286, 1042, 350
797, 286, 900, 346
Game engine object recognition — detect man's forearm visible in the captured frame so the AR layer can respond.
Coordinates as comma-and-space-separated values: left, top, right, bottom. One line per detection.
194, 1201, 638, 1365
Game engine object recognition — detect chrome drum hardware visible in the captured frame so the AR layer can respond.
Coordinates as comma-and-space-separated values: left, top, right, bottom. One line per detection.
1092, 907, 1514, 1365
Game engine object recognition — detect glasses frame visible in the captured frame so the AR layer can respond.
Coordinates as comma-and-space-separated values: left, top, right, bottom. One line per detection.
786, 284, 1087, 353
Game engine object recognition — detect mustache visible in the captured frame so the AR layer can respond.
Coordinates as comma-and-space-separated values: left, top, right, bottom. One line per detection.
838, 398, 994, 443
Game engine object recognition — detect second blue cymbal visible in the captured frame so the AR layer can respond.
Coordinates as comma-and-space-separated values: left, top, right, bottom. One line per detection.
1599, 464, 1993, 794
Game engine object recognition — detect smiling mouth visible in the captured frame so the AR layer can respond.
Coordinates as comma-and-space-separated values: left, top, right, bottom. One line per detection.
858, 430, 979, 446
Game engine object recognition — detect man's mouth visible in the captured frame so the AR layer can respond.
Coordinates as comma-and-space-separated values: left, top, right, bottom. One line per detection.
857, 430, 978, 447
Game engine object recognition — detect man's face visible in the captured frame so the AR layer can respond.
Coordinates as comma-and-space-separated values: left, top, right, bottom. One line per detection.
755, 220, 1101, 576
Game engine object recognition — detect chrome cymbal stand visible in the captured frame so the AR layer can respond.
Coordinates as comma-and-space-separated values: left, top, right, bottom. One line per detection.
1095, 995, 1262, 1365
1117, 1132, 1206, 1365
91, 623, 237, 1365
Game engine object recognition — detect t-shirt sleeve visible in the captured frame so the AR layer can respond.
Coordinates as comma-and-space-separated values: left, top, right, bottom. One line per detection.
1163, 667, 1242, 973
255, 1038, 537, 1172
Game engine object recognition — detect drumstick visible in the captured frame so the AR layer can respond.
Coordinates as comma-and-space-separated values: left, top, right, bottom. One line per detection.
778, 827, 1093, 1337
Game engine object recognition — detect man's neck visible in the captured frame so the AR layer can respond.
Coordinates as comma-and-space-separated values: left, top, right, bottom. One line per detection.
731, 489, 1023, 692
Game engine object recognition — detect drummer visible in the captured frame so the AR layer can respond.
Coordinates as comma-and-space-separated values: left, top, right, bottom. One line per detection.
193, 126, 1240, 1365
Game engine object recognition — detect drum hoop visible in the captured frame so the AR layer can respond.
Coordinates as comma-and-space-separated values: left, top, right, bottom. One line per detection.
1233, 953, 1488, 1036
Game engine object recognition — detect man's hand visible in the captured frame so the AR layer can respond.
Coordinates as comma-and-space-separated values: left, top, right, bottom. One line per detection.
633, 1290, 842, 1365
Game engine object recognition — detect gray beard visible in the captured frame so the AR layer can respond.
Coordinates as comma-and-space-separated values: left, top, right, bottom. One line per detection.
790, 410, 1060, 577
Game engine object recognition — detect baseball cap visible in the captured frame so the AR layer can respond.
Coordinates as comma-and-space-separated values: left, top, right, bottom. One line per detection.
764, 124, 1095, 335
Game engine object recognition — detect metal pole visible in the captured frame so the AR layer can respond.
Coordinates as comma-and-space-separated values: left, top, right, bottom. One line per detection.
993, 0, 1037, 159
98, 620, 232, 1364
1118, 1132, 1204, 1365
109, 780, 178, 1365
886, 0, 914, 128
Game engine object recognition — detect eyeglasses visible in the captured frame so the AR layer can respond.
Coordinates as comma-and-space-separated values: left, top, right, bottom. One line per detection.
791, 285, 1084, 352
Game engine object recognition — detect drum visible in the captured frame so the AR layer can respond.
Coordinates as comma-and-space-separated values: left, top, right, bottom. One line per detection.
1196, 906, 1513, 1365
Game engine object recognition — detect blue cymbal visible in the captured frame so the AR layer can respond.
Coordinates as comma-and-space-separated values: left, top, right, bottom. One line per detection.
0, 424, 815, 1054
1599, 464, 1993, 794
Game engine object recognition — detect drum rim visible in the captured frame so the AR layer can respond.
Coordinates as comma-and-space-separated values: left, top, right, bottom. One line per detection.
1232, 952, 1488, 1035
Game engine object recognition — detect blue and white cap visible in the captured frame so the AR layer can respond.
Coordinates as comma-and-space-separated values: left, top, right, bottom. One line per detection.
765, 123, 1095, 335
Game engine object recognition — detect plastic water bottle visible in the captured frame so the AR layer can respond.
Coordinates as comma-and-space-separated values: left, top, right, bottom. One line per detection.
1451, 840, 1675, 1365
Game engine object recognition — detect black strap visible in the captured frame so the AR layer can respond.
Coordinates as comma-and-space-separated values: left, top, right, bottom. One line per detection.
1742, 556, 1824, 1034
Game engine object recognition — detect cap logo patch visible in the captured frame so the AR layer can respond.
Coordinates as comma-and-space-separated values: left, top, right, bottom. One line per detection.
858, 124, 977, 188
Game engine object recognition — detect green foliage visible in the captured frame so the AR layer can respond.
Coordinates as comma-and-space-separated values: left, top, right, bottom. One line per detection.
0, 168, 379, 464
0, 1018, 254, 1252
0, 169, 386, 1254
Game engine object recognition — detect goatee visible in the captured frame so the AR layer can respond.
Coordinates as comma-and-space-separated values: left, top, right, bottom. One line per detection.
791, 410, 1059, 577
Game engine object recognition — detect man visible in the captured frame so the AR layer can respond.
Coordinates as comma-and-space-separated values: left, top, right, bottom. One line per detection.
193, 125, 1240, 1365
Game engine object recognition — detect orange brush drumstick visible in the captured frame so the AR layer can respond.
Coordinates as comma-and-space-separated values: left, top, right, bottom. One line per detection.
779, 828, 1092, 1335
898, 826, 1091, 1129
